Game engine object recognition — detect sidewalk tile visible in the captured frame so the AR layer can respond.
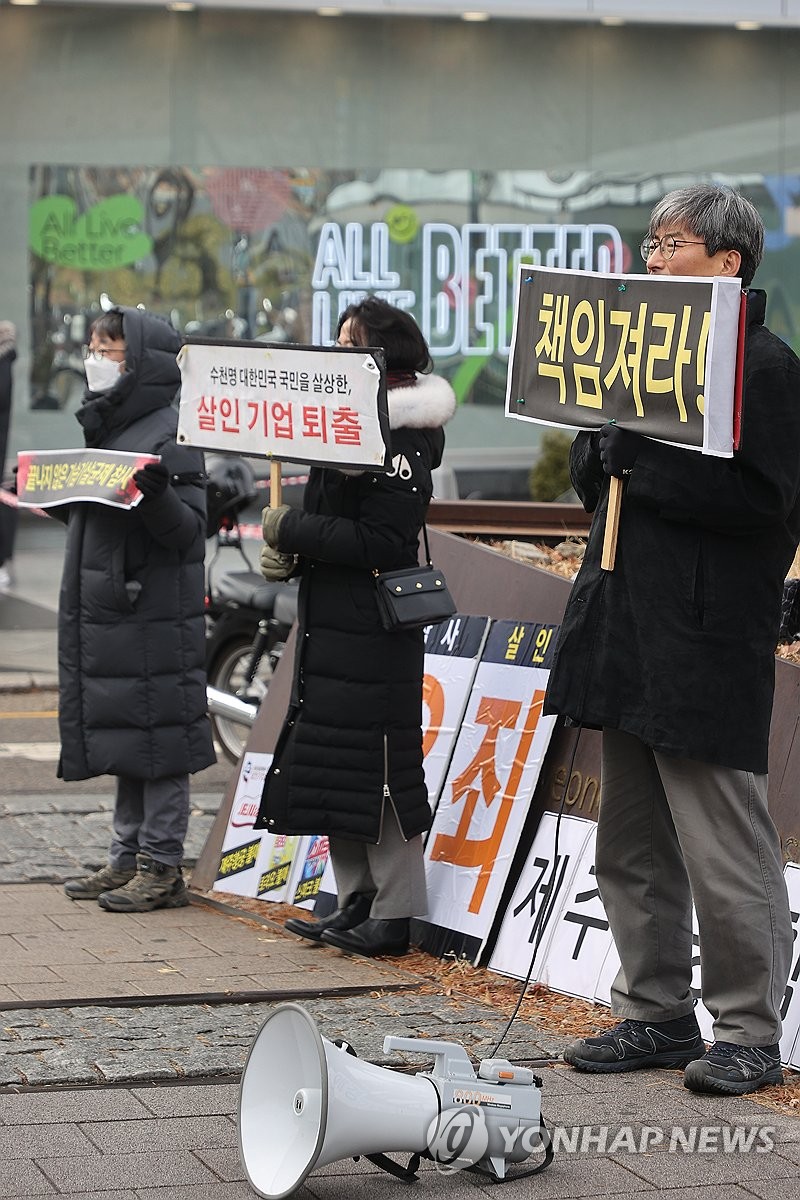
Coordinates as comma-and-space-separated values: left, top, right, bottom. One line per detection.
80, 1115, 236, 1154
39, 1150, 221, 1191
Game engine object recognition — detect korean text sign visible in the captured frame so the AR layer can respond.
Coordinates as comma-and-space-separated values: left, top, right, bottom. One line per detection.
16, 449, 158, 510
422, 618, 559, 958
506, 266, 743, 457
177, 339, 391, 469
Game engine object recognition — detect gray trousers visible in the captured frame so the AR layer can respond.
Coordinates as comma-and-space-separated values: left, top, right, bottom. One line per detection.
109, 774, 191, 869
330, 810, 428, 920
597, 728, 791, 1046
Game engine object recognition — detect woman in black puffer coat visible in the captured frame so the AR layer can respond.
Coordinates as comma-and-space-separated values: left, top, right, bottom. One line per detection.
58, 306, 215, 914
255, 298, 456, 956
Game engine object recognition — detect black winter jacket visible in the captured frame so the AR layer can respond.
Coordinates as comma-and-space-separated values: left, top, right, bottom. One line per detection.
543, 290, 800, 774
255, 373, 456, 841
57, 306, 216, 781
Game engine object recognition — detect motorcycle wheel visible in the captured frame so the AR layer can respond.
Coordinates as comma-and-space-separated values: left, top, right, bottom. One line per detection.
208, 635, 274, 765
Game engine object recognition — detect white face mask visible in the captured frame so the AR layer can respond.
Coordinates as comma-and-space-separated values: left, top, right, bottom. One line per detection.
85, 355, 123, 394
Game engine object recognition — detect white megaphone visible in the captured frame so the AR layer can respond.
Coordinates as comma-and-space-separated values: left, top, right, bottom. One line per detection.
238, 1002, 550, 1199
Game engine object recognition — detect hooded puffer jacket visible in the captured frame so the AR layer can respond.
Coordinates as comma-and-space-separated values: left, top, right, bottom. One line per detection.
57, 306, 216, 781
255, 373, 456, 842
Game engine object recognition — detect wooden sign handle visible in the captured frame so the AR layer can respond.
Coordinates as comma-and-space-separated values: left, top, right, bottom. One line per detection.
270, 461, 282, 509
601, 475, 623, 572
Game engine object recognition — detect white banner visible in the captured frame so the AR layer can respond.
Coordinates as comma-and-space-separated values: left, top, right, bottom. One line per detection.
212, 752, 273, 897
177, 339, 390, 468
422, 615, 492, 813
252, 833, 305, 904
488, 813, 596, 986
285, 835, 331, 910
421, 619, 559, 960
782, 863, 800, 1069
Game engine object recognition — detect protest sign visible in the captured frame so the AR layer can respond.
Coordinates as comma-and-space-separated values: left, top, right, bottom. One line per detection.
488, 814, 597, 990
176, 339, 391, 470
422, 615, 492, 813
212, 752, 273, 897
16, 449, 158, 510
419, 618, 559, 961
212, 750, 311, 904
286, 835, 331, 909
506, 265, 744, 569
781, 863, 800, 1069
506, 265, 743, 456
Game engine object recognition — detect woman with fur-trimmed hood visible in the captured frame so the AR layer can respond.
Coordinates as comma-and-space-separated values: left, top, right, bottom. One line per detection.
255, 298, 456, 957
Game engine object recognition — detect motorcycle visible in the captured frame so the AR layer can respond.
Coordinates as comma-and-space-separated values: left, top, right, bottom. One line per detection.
204, 456, 298, 765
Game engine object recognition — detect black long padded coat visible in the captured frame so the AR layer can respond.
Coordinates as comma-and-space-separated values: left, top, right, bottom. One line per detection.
57, 306, 216, 781
254, 373, 456, 842
543, 289, 800, 774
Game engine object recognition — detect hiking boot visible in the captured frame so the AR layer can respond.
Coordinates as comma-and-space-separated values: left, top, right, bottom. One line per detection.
97, 854, 190, 913
683, 1041, 783, 1095
564, 1014, 706, 1073
64, 864, 135, 901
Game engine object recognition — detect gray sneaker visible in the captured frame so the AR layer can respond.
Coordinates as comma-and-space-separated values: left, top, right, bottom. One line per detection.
564, 1014, 706, 1073
64, 864, 136, 901
97, 854, 190, 913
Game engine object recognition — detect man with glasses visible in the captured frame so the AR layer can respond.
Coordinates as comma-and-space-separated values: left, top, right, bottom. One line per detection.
545, 184, 800, 1094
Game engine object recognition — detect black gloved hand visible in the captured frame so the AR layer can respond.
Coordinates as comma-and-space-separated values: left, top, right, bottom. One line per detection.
133, 462, 170, 500
598, 423, 643, 478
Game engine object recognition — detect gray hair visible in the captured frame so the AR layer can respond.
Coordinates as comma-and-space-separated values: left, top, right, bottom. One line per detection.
648, 184, 764, 287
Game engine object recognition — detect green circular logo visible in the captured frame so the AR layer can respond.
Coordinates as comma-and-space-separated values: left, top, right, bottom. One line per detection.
385, 204, 419, 244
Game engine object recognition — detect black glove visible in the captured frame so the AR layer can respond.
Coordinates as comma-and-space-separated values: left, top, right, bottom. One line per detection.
598, 424, 643, 478
133, 462, 170, 500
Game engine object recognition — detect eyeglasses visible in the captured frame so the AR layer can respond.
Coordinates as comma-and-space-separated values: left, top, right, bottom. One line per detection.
640, 234, 706, 263
82, 345, 126, 361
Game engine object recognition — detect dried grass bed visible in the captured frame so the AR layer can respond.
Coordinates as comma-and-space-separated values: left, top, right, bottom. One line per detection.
208, 891, 799, 1118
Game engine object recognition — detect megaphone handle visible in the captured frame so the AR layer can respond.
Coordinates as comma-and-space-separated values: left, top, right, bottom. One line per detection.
364, 1152, 421, 1182
383, 1036, 475, 1080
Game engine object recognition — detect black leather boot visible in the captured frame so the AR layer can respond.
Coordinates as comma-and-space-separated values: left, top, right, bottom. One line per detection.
321, 917, 410, 957
284, 893, 372, 943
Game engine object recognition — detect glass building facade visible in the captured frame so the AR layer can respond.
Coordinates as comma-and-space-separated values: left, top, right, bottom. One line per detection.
2, 5, 800, 474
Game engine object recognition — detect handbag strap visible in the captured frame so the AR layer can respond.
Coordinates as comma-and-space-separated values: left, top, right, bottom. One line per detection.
373, 520, 433, 577
421, 520, 432, 567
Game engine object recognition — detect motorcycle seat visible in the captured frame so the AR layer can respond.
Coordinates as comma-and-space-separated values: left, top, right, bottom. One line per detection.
216, 571, 283, 611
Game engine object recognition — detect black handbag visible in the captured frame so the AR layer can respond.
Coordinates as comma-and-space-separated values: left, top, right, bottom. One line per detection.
374, 523, 456, 631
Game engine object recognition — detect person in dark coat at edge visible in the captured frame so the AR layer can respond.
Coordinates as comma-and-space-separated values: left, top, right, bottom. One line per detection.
545, 185, 800, 1095
254, 297, 456, 957
0, 321, 18, 589
59, 306, 215, 912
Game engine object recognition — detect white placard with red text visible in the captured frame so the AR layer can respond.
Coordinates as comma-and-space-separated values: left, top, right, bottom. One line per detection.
212, 752, 273, 897
177, 340, 390, 468
420, 619, 559, 959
